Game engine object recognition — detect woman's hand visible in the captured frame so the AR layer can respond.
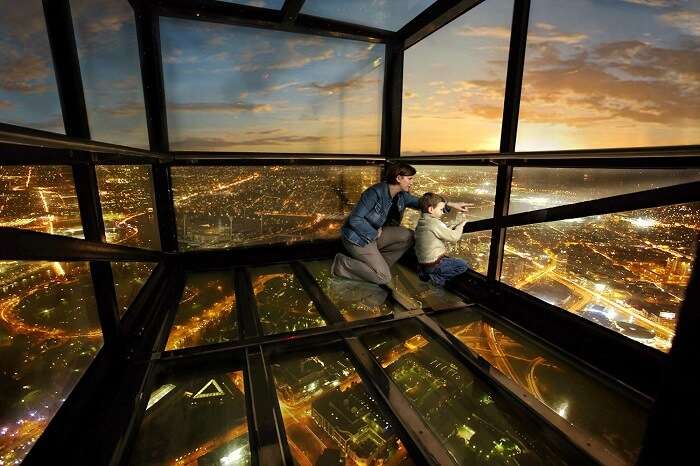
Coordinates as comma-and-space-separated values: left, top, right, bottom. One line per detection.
377, 227, 383, 238
447, 201, 470, 212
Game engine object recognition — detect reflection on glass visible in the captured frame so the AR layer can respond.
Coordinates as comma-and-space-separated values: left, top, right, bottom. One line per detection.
510, 168, 700, 214
517, 0, 700, 150
390, 263, 467, 311
71, 0, 149, 148
272, 348, 414, 465
401, 1, 513, 155
302, 0, 436, 31
303, 260, 400, 321
0, 166, 83, 238
502, 202, 700, 352
434, 307, 649, 463
161, 17, 384, 153
111, 262, 157, 318
0, 0, 64, 133
171, 165, 380, 250
0, 261, 102, 465
129, 370, 250, 465
165, 271, 237, 351
250, 264, 326, 335
362, 321, 576, 464
96, 165, 160, 250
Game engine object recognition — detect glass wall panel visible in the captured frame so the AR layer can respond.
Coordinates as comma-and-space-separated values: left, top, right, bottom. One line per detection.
0, 0, 64, 133
71, 0, 149, 148
0, 166, 83, 238
129, 370, 250, 465
361, 321, 576, 464
517, 0, 700, 150
511, 167, 700, 214
95, 165, 160, 250
435, 307, 649, 463
501, 202, 700, 352
165, 270, 237, 351
303, 259, 401, 321
250, 264, 326, 335
0, 261, 102, 465
401, 1, 513, 155
302, 0, 436, 31
161, 18, 384, 153
171, 165, 380, 250
271, 348, 414, 465
401, 165, 496, 275
111, 261, 157, 318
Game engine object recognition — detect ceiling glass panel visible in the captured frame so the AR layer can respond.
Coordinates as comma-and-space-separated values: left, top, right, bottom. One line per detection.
0, 0, 64, 133
517, 0, 700, 150
219, 0, 285, 8
161, 17, 384, 153
302, 0, 437, 31
71, 0, 149, 148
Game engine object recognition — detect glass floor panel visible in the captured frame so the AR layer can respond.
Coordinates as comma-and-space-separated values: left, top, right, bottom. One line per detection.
434, 307, 649, 463
129, 370, 250, 465
271, 347, 415, 465
165, 270, 238, 351
250, 264, 327, 335
391, 263, 469, 311
361, 320, 583, 465
303, 260, 402, 321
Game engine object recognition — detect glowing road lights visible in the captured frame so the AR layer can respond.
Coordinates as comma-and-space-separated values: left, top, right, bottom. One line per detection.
629, 217, 657, 228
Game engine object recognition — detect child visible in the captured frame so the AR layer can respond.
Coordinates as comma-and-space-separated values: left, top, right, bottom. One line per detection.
414, 192, 469, 286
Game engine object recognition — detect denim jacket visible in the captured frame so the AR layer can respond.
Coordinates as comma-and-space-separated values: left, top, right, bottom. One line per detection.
341, 182, 421, 247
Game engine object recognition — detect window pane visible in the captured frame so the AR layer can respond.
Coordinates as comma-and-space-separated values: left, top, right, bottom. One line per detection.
435, 307, 649, 463
361, 321, 577, 464
165, 270, 237, 351
171, 165, 380, 250
71, 0, 149, 148
401, 1, 513, 155
128, 370, 250, 465
302, 0, 436, 31
220, 0, 284, 8
95, 165, 160, 250
250, 264, 326, 335
161, 18, 384, 153
517, 0, 700, 151
271, 347, 415, 465
511, 167, 700, 214
0, 166, 83, 238
303, 259, 401, 320
111, 261, 157, 318
0, 0, 64, 133
0, 261, 102, 465
501, 203, 700, 352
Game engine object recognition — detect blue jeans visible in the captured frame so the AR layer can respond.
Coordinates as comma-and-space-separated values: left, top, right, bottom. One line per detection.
418, 257, 469, 287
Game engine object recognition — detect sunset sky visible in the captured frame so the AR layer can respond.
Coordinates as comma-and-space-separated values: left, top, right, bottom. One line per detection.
1, 0, 697, 153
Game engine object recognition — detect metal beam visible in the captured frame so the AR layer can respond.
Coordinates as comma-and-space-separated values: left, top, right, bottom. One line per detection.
133, 2, 179, 252
281, 0, 305, 23
380, 40, 404, 158
487, 165, 512, 280
154, 0, 393, 43
235, 267, 263, 339
168, 152, 385, 165
399, 0, 485, 49
0, 227, 164, 261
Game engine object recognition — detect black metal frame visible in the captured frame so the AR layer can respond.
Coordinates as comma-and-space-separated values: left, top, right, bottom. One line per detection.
4, 0, 700, 464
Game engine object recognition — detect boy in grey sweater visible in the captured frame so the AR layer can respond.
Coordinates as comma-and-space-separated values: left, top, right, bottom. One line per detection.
414, 193, 469, 286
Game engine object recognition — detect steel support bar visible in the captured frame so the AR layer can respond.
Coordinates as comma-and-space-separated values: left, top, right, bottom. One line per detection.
487, 165, 512, 279
90, 261, 121, 346
0, 228, 164, 261
381, 40, 404, 158
235, 267, 264, 339
246, 346, 294, 465
399, 0, 485, 49
281, 0, 305, 23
